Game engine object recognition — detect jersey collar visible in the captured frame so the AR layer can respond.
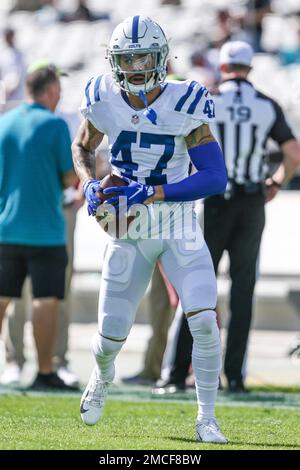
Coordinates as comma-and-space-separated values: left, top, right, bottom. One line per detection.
121, 83, 168, 111
221, 78, 253, 86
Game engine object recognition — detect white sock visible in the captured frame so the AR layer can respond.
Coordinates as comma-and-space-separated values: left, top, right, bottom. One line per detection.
92, 332, 125, 383
187, 310, 221, 421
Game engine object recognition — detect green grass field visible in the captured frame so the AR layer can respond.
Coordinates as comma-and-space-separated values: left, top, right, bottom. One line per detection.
0, 389, 300, 450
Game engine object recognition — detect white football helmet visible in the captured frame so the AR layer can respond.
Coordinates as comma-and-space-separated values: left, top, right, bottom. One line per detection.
107, 16, 169, 96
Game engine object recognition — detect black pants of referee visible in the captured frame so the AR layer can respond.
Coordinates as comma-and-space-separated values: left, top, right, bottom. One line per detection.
205, 191, 265, 383
164, 190, 265, 386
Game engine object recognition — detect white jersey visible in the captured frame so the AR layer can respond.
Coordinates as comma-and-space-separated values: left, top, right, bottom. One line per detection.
80, 73, 215, 185
80, 73, 215, 239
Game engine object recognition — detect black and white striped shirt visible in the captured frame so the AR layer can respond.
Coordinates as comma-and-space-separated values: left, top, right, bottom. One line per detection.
212, 78, 294, 184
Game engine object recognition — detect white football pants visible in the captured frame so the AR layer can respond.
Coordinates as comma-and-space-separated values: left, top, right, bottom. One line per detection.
97, 236, 217, 341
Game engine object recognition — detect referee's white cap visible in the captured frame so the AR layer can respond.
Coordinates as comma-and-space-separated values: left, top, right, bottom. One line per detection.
219, 41, 254, 67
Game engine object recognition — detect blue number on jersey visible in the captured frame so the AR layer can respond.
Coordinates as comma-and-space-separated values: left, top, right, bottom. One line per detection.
111, 131, 175, 185
203, 99, 215, 118
140, 133, 175, 185
110, 131, 138, 179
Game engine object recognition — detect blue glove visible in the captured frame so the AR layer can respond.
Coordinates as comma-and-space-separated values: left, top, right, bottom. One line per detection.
83, 179, 102, 216
103, 178, 155, 212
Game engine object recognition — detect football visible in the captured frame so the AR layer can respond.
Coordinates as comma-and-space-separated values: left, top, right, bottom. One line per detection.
95, 173, 135, 237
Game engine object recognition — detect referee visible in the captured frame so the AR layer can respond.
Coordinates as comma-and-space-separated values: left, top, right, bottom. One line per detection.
154, 41, 300, 395
206, 41, 300, 392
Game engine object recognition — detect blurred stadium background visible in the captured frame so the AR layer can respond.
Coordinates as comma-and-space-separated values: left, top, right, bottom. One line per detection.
0, 0, 300, 388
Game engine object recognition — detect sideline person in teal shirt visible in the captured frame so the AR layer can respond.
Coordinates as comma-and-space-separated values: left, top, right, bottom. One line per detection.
0, 62, 78, 390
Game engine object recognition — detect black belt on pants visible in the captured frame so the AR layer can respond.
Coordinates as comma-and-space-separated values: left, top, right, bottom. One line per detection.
210, 181, 265, 201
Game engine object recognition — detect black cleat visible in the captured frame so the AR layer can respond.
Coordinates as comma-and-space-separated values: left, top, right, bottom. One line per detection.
227, 379, 249, 394
28, 372, 80, 391
122, 374, 156, 386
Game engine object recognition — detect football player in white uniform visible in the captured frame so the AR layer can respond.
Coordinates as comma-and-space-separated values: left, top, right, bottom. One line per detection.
72, 16, 228, 444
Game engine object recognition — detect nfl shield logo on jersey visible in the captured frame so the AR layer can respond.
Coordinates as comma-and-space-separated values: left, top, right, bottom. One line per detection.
131, 114, 139, 124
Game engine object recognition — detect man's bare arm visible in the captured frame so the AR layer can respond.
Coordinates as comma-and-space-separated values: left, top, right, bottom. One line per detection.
61, 169, 78, 189
71, 119, 104, 183
265, 138, 300, 202
278, 139, 300, 184
184, 123, 216, 149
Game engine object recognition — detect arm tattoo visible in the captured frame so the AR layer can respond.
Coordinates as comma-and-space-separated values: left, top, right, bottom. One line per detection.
72, 120, 104, 182
185, 124, 215, 149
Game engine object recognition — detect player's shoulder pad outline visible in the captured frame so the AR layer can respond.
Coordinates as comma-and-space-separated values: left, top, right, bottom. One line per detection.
84, 74, 104, 108
174, 79, 210, 115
